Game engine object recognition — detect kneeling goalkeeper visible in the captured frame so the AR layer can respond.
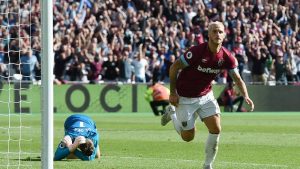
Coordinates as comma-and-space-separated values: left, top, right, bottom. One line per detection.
54, 114, 101, 161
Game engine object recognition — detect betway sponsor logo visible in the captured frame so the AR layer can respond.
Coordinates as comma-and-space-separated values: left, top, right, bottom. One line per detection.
197, 65, 220, 74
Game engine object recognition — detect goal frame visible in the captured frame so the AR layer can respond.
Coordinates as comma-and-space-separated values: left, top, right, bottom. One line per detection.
41, 0, 54, 169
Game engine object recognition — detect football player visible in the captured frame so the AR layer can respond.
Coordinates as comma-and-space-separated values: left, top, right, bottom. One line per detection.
54, 114, 100, 161
161, 21, 254, 169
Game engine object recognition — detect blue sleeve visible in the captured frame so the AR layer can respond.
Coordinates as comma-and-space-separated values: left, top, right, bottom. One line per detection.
181, 46, 199, 67
180, 55, 189, 67
54, 142, 70, 161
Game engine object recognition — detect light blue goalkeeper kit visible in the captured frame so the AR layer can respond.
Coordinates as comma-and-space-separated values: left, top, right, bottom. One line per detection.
54, 114, 100, 161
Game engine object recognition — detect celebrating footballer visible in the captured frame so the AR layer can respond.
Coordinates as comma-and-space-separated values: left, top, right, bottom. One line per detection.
161, 21, 255, 169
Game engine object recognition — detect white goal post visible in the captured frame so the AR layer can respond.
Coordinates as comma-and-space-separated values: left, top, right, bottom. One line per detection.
41, 0, 53, 169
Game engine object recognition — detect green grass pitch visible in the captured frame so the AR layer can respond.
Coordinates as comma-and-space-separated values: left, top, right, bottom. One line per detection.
0, 112, 300, 169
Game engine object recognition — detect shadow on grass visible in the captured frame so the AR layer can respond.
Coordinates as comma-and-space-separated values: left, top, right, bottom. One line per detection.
18, 156, 41, 161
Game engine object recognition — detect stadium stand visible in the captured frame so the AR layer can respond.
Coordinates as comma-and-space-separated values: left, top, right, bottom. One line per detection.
1, 0, 299, 85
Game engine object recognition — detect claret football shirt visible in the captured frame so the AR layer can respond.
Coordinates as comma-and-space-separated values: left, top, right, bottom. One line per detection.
177, 42, 237, 97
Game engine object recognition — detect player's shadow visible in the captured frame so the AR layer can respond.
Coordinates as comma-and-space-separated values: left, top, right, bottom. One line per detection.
18, 156, 41, 161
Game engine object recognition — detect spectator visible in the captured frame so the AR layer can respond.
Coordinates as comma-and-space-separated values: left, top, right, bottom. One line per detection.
162, 54, 176, 83
1, 0, 299, 85
132, 44, 148, 83
88, 55, 103, 84
271, 54, 289, 85
65, 55, 82, 81
0, 44, 7, 80
102, 53, 119, 82
247, 43, 268, 85
232, 37, 247, 77
286, 48, 298, 83
20, 49, 39, 81
54, 50, 71, 84
117, 50, 133, 83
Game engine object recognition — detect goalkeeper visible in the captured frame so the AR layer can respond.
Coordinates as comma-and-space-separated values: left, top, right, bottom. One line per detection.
54, 114, 101, 161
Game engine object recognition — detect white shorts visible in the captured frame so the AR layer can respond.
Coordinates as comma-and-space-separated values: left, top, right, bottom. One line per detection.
175, 91, 220, 130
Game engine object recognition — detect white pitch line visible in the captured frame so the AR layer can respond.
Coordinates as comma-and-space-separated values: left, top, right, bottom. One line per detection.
219, 161, 289, 168
104, 155, 290, 168
0, 154, 294, 168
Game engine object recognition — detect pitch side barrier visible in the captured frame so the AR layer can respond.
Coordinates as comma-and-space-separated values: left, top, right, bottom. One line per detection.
0, 83, 299, 113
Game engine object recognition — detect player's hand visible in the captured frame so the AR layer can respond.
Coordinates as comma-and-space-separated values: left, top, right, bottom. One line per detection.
62, 135, 72, 147
169, 93, 179, 107
245, 97, 254, 112
68, 136, 86, 152
74, 136, 86, 145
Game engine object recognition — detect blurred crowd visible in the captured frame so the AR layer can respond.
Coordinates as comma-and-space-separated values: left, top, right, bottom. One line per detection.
0, 0, 300, 85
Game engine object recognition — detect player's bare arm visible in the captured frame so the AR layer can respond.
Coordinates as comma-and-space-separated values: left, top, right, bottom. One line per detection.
229, 68, 255, 111
169, 59, 186, 107
68, 136, 86, 153
65, 136, 88, 159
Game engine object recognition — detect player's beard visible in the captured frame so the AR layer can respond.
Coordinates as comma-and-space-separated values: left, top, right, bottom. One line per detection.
208, 38, 223, 53
210, 39, 223, 47
213, 37, 224, 45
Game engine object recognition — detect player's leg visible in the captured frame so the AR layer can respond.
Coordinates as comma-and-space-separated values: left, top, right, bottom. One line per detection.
203, 114, 221, 167
198, 93, 221, 169
161, 105, 181, 133
161, 99, 198, 142
180, 127, 195, 142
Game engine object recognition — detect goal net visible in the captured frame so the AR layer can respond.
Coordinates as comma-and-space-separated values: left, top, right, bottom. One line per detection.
0, 0, 42, 168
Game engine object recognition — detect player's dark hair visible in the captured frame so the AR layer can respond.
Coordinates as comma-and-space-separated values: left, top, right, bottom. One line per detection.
79, 139, 94, 156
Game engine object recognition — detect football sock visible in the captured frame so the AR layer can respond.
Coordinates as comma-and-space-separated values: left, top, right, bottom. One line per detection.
204, 133, 220, 166
171, 113, 183, 135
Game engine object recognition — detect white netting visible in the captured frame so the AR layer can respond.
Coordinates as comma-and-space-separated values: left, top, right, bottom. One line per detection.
0, 0, 40, 168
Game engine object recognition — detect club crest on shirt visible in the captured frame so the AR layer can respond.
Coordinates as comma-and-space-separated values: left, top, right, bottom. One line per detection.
186, 52, 193, 59
59, 142, 66, 148
218, 58, 224, 66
